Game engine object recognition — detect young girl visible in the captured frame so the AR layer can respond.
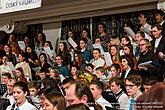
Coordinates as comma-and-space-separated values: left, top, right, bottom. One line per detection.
6, 81, 37, 110
15, 53, 32, 81
15, 67, 28, 84
90, 48, 105, 71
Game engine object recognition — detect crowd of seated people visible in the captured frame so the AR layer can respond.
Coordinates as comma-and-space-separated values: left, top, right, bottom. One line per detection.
0, 10, 165, 110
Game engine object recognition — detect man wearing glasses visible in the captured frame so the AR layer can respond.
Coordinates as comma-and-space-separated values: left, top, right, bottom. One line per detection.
125, 74, 142, 110
138, 38, 159, 81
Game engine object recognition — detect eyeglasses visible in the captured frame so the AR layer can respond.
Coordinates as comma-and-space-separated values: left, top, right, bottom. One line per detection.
125, 84, 136, 89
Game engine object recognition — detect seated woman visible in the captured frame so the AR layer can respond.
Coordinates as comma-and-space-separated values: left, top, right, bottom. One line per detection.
90, 48, 105, 71
6, 81, 37, 110
43, 92, 66, 110
14, 67, 28, 84
15, 53, 32, 81
0, 55, 14, 77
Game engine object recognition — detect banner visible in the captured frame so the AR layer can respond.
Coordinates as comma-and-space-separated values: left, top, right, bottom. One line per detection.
0, 0, 42, 14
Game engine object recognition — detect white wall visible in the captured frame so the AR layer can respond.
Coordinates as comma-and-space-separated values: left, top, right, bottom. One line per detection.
43, 22, 62, 51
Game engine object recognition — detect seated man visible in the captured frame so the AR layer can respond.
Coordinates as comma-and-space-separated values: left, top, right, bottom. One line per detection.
0, 73, 11, 96
125, 74, 142, 110
54, 54, 69, 76
65, 81, 96, 110
109, 77, 128, 109
1, 78, 16, 106
143, 78, 157, 92
90, 80, 112, 110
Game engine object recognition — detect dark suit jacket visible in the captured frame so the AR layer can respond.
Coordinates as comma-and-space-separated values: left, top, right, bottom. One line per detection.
121, 69, 137, 79
150, 36, 165, 81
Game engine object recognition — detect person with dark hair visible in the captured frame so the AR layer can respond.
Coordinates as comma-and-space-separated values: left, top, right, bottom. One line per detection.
7, 33, 21, 55
138, 11, 152, 41
1, 73, 11, 84
120, 36, 131, 56
73, 52, 86, 71
38, 69, 47, 80
79, 38, 92, 62
81, 28, 93, 51
90, 48, 105, 71
98, 23, 111, 52
15, 53, 32, 81
61, 77, 75, 94
123, 44, 138, 70
53, 54, 69, 76
41, 77, 61, 93
109, 77, 128, 109
135, 83, 165, 110
66, 103, 90, 110
43, 41, 55, 59
0, 55, 13, 78
6, 81, 37, 110
85, 63, 94, 74
154, 9, 165, 34
66, 29, 79, 50
3, 44, 17, 66
89, 81, 112, 110
125, 74, 142, 110
35, 32, 46, 56
150, 24, 165, 82
120, 55, 137, 79
65, 81, 96, 109
43, 92, 66, 110
143, 79, 157, 92
109, 63, 121, 78
70, 65, 79, 80
28, 81, 41, 109
24, 45, 39, 80
38, 53, 51, 73
57, 41, 71, 70
14, 67, 28, 84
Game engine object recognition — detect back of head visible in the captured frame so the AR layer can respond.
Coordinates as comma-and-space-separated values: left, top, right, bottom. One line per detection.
135, 83, 165, 110
75, 81, 95, 103
45, 92, 66, 110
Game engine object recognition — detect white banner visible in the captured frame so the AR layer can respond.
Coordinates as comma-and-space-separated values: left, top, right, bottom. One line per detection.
0, 0, 42, 14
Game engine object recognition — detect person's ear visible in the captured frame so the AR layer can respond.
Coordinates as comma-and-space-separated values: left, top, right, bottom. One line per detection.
80, 95, 88, 104
25, 91, 28, 96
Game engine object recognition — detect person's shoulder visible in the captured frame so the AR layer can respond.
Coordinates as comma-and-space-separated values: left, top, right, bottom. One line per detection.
25, 101, 37, 110
6, 105, 12, 110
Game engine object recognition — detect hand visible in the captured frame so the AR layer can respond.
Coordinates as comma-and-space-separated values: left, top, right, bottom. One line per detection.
28, 58, 33, 63
158, 51, 165, 59
138, 66, 148, 70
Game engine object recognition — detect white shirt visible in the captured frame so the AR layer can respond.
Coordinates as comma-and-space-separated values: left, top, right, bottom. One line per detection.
96, 96, 112, 110
15, 61, 32, 80
6, 99, 37, 110
90, 57, 105, 70
154, 36, 162, 53
160, 20, 165, 26
124, 68, 131, 78
2, 91, 15, 106
116, 89, 129, 109
143, 23, 152, 41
